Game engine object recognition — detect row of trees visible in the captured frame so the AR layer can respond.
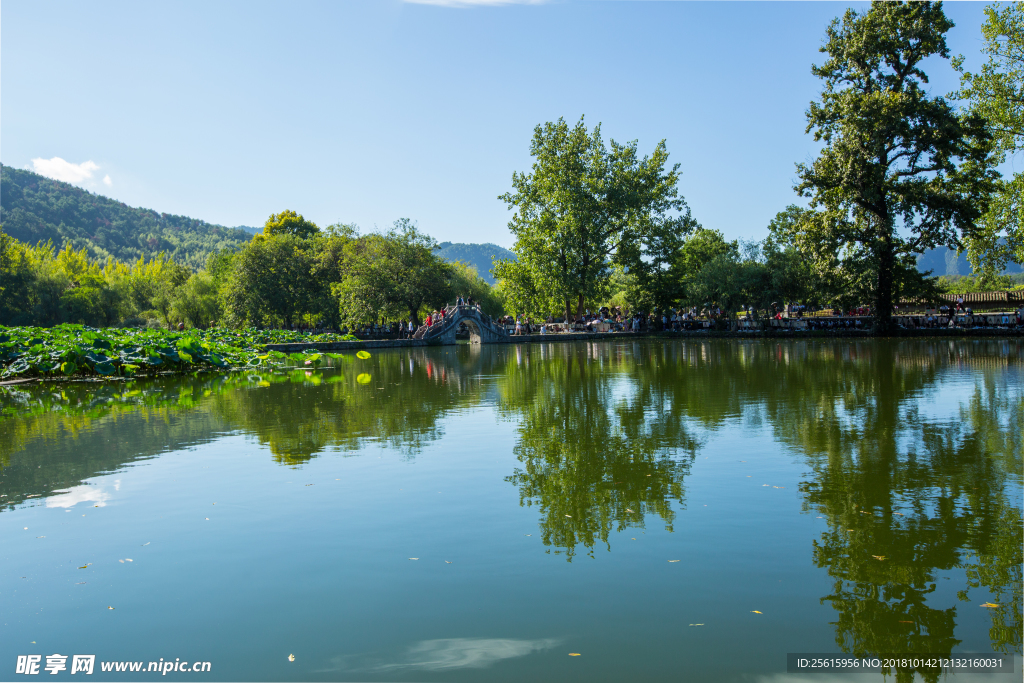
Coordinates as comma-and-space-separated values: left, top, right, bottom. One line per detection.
495, 1, 1024, 332
1, 212, 499, 329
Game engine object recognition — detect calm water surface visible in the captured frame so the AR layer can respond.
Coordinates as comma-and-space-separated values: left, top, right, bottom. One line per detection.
1, 339, 1021, 682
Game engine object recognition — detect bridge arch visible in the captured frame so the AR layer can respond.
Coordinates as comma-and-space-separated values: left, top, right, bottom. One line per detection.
414, 305, 510, 345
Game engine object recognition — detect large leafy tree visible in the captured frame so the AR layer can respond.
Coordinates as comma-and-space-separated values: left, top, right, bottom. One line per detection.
333, 219, 453, 326
956, 2, 1024, 274
496, 117, 688, 322
226, 234, 323, 328
796, 1, 998, 332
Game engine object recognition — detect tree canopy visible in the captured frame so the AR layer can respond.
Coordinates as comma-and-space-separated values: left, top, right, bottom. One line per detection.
262, 210, 320, 239
495, 117, 689, 321
795, 0, 998, 331
956, 2, 1024, 275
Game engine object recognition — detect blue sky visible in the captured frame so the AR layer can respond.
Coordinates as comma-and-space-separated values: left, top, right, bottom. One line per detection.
1, 1, 999, 247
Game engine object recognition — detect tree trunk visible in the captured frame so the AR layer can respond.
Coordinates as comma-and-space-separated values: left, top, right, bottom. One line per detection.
874, 238, 895, 335
408, 304, 420, 327
575, 293, 585, 320
564, 297, 573, 325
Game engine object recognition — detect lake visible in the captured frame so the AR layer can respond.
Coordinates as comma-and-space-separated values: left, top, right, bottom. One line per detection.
2, 338, 1021, 682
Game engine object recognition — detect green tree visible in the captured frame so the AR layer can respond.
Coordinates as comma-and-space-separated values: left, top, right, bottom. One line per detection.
449, 261, 502, 316
496, 117, 688, 323
796, 1, 998, 332
263, 210, 320, 240
333, 219, 452, 326
621, 211, 700, 312
0, 227, 35, 325
956, 2, 1024, 274
226, 234, 321, 328
170, 272, 221, 328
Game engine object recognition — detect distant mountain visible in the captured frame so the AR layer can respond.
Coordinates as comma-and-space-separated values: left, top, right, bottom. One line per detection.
236, 225, 261, 235
0, 165, 253, 269
436, 241, 516, 285
916, 243, 1022, 277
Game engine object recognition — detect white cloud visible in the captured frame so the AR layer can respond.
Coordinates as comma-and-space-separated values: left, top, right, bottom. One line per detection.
379, 638, 560, 670
404, 0, 547, 7
46, 485, 111, 509
103, 174, 113, 186
31, 157, 101, 184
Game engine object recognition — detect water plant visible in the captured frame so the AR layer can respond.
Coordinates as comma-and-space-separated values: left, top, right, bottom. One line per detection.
0, 325, 361, 380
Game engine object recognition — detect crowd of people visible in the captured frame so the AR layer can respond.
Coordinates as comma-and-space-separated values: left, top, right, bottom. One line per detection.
247, 295, 1023, 340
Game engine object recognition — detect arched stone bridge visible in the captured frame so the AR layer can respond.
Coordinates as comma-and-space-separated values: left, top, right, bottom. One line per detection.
413, 305, 510, 344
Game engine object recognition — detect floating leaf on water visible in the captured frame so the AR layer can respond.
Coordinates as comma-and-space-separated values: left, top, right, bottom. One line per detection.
356, 373, 372, 384
107, 606, 114, 610
408, 557, 419, 560
356, 350, 371, 360
668, 560, 680, 563
898, 620, 914, 623
78, 566, 88, 569
288, 655, 295, 662
625, 509, 635, 513
119, 560, 124, 563
751, 610, 762, 614
980, 602, 1000, 608
568, 653, 581, 657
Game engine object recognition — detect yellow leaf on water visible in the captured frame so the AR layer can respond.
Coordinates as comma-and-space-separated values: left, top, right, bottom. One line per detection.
565, 514, 572, 518
568, 653, 581, 657
751, 610, 762, 614
872, 555, 886, 560
980, 602, 1000, 608
288, 654, 295, 662
668, 560, 680, 563
356, 350, 371, 360
356, 373, 372, 384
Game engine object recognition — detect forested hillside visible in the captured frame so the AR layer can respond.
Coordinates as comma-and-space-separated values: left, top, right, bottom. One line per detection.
0, 165, 252, 269
436, 241, 516, 284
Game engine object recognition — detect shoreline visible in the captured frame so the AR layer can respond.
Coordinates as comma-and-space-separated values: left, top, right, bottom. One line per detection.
263, 326, 1023, 352
3, 328, 1020, 387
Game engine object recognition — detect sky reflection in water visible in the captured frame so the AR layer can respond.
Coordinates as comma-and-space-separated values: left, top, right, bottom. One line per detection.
1, 339, 1020, 682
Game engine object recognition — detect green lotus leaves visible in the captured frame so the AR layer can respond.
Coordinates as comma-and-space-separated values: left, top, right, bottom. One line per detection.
0, 324, 360, 380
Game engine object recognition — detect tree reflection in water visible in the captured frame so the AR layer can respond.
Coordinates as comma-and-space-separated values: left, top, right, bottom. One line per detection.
2, 338, 1020, 671
495, 339, 1021, 677
496, 342, 701, 559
